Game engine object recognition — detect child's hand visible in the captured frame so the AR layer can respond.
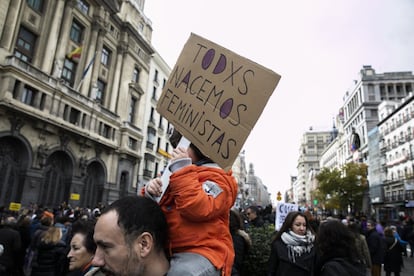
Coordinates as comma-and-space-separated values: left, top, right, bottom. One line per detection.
171, 147, 189, 161
146, 177, 162, 197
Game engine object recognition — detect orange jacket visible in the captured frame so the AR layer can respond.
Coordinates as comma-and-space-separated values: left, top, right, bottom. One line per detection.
160, 164, 238, 276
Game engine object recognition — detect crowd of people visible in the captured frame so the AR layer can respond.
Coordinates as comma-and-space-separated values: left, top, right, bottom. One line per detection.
1, 199, 414, 275
1, 128, 414, 275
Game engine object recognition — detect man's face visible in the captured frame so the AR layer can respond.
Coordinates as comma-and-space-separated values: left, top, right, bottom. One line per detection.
246, 209, 256, 221
92, 210, 143, 276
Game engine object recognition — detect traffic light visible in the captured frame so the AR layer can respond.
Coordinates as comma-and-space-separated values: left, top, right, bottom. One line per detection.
276, 191, 282, 201
313, 199, 318, 205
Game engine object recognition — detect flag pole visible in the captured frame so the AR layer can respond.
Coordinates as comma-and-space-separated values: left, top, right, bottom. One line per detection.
76, 51, 97, 92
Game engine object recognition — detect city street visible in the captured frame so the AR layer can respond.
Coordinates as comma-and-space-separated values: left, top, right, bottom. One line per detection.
396, 256, 414, 276
381, 250, 414, 276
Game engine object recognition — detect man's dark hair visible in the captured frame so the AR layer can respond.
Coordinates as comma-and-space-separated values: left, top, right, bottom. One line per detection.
102, 196, 168, 252
247, 205, 260, 215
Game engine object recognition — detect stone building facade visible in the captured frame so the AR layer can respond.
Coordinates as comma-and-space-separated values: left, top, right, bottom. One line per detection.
0, 0, 163, 208
377, 95, 414, 219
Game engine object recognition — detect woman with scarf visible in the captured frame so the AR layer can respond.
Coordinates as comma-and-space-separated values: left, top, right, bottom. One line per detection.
267, 211, 316, 276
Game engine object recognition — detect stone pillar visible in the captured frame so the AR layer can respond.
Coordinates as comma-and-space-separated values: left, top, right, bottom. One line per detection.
0, 0, 22, 49
80, 22, 101, 97
14, 80, 24, 101
109, 44, 127, 112
53, 0, 76, 77
41, 0, 65, 73
0, 75, 16, 99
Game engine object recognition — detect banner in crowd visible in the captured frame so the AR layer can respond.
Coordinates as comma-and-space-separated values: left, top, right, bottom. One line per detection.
275, 202, 298, 231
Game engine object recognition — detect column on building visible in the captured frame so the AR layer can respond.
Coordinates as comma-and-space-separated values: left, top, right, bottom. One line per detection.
115, 34, 134, 118
53, 1, 76, 77
80, 22, 102, 97
0, 76, 19, 99
109, 43, 127, 112
40, 0, 65, 74
0, 0, 22, 49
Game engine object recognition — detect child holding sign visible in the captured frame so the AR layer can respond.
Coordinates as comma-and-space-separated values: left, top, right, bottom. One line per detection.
144, 129, 238, 276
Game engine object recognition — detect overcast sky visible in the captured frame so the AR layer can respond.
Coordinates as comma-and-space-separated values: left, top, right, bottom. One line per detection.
144, 0, 414, 202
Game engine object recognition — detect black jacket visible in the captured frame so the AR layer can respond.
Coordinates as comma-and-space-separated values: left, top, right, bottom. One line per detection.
319, 258, 365, 276
267, 239, 316, 276
0, 225, 22, 273
31, 240, 67, 276
365, 228, 385, 265
383, 236, 404, 272
231, 231, 250, 275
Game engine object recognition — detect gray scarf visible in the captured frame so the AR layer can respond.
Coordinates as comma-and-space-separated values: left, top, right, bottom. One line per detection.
281, 230, 314, 263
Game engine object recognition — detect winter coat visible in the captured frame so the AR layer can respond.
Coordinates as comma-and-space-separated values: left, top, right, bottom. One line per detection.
383, 236, 404, 273
319, 258, 366, 276
0, 225, 22, 274
354, 233, 371, 268
267, 239, 316, 276
31, 240, 67, 276
365, 228, 385, 265
160, 163, 238, 276
231, 230, 251, 275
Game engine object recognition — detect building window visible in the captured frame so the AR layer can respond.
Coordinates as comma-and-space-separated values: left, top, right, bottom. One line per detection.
148, 127, 156, 143
132, 67, 140, 82
144, 156, 154, 177
158, 116, 163, 129
101, 46, 111, 66
15, 26, 36, 63
149, 107, 155, 123
102, 124, 111, 139
147, 127, 156, 149
70, 20, 84, 44
152, 86, 157, 100
156, 138, 161, 151
128, 97, 137, 123
128, 137, 137, 150
69, 108, 80, 125
76, 0, 89, 15
96, 79, 105, 102
21, 85, 37, 106
154, 69, 158, 82
62, 58, 77, 86
27, 0, 44, 13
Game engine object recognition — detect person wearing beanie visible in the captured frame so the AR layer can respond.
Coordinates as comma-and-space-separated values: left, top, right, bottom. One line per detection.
144, 129, 238, 276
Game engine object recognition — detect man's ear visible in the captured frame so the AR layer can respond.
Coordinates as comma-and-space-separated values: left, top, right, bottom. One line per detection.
135, 232, 154, 258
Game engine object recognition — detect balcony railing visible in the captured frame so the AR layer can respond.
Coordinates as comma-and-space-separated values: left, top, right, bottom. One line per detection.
384, 192, 414, 202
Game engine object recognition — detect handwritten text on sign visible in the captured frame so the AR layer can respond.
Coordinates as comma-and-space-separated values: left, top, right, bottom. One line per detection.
275, 202, 298, 231
157, 33, 281, 169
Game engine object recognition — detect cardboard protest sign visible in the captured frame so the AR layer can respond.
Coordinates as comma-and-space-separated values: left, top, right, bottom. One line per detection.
157, 33, 281, 169
275, 202, 298, 231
